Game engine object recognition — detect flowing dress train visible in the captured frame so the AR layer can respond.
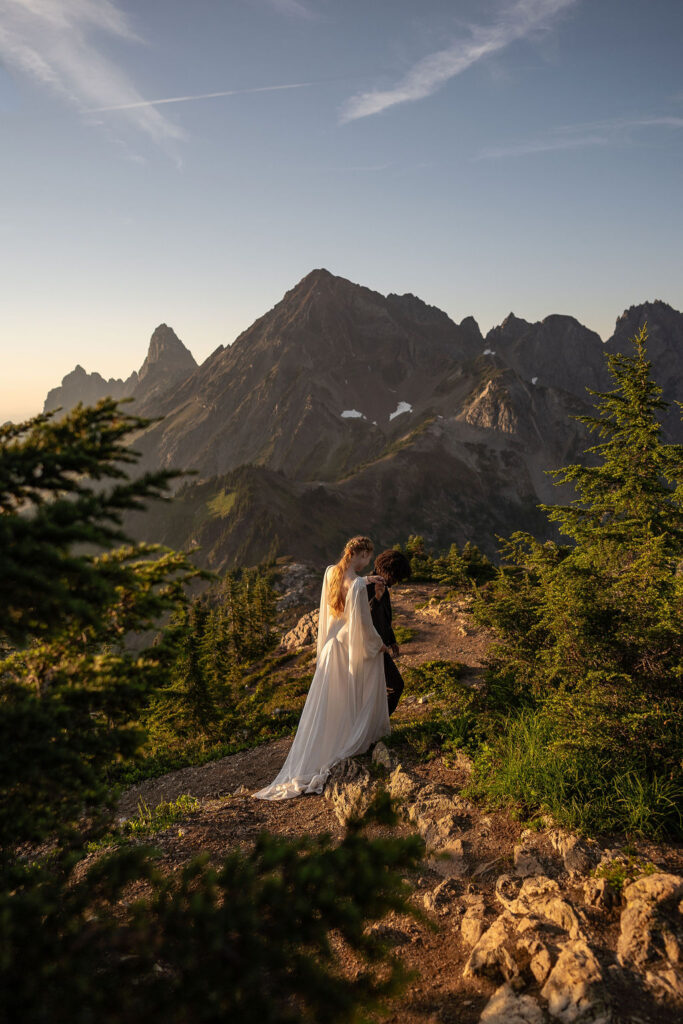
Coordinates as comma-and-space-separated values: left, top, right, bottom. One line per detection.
253, 567, 389, 800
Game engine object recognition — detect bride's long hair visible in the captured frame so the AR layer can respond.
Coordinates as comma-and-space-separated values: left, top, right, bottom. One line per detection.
328, 535, 374, 617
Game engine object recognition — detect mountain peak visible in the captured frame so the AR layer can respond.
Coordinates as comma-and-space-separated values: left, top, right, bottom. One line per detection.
500, 313, 530, 332
614, 299, 679, 331
300, 267, 334, 285
138, 325, 197, 384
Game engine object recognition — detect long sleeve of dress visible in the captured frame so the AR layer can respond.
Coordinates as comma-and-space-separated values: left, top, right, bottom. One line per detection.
347, 576, 389, 733
316, 565, 334, 665
349, 577, 384, 662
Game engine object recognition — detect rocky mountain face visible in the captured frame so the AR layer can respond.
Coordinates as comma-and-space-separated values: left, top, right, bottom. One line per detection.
129, 269, 484, 481
483, 313, 608, 399
134, 324, 198, 410
44, 364, 138, 413
605, 299, 683, 440
43, 272, 683, 568
43, 324, 196, 415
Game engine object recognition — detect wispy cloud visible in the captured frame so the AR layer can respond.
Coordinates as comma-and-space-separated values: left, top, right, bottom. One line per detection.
340, 0, 578, 123
86, 81, 313, 113
0, 0, 183, 145
476, 114, 683, 159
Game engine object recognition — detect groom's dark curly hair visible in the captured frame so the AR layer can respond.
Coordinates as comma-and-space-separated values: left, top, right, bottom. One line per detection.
373, 549, 411, 587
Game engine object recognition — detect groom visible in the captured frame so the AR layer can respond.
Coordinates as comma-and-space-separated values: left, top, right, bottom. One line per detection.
366, 549, 411, 715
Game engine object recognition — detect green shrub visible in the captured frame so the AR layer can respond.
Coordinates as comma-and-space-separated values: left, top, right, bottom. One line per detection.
593, 853, 658, 896
470, 325, 683, 837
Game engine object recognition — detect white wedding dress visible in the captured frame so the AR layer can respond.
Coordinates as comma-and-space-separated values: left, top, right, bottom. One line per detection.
253, 566, 390, 800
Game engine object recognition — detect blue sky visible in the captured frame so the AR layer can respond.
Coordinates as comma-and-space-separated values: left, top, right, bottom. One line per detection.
1, 0, 682, 422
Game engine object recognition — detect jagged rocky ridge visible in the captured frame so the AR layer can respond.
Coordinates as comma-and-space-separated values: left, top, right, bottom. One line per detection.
44, 324, 197, 414
42, 271, 683, 566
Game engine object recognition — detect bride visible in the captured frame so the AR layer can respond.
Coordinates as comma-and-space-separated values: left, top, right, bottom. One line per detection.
254, 535, 392, 800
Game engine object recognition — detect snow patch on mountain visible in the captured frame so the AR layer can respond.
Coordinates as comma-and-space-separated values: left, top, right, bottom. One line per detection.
389, 401, 412, 421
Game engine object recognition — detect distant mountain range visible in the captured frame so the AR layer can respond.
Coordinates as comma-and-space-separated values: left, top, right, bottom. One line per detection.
43, 270, 683, 568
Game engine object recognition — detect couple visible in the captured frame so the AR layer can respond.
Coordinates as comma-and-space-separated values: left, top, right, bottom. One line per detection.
254, 535, 411, 801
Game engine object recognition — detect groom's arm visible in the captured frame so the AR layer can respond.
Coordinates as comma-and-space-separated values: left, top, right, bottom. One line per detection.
368, 585, 396, 648
385, 590, 398, 649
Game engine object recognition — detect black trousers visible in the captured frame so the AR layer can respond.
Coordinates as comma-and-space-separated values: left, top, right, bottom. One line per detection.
384, 653, 404, 715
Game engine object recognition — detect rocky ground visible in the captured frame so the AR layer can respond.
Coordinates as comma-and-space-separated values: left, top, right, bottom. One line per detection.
116, 573, 683, 1024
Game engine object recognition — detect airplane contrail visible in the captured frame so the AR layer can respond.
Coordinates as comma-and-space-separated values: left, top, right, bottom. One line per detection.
86, 81, 313, 112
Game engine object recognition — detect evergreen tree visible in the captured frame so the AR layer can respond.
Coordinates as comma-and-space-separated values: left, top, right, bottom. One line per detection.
474, 326, 683, 834
537, 323, 683, 694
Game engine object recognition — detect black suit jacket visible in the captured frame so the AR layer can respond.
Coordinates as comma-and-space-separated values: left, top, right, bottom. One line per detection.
366, 582, 397, 647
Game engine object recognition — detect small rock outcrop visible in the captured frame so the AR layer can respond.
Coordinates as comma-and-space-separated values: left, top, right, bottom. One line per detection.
280, 609, 319, 650
323, 758, 375, 824
461, 893, 487, 948
479, 983, 545, 1024
317, 752, 681, 1023
495, 874, 586, 941
540, 938, 610, 1023
617, 872, 683, 1001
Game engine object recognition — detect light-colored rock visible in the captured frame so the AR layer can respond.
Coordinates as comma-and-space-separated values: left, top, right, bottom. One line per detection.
496, 874, 585, 940
371, 740, 393, 769
617, 872, 683, 970
644, 965, 683, 1001
445, 749, 474, 776
582, 877, 618, 911
406, 785, 474, 848
365, 921, 412, 945
548, 829, 600, 875
428, 837, 470, 878
461, 895, 487, 948
479, 983, 545, 1024
514, 839, 547, 878
423, 877, 460, 915
323, 758, 375, 824
540, 939, 610, 1023
464, 913, 520, 983
387, 764, 421, 804
280, 608, 319, 650
517, 932, 553, 985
